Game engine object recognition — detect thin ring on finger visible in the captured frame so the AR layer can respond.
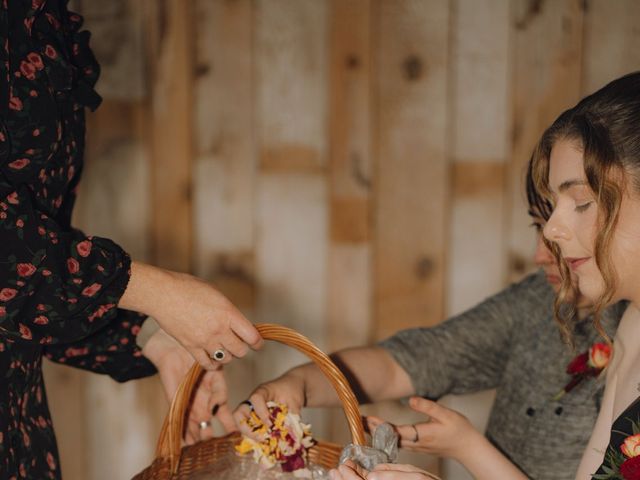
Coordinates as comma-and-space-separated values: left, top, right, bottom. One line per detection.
411, 424, 419, 442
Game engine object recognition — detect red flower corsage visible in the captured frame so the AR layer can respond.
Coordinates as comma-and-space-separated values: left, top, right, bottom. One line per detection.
554, 342, 611, 401
620, 435, 640, 480
594, 430, 640, 480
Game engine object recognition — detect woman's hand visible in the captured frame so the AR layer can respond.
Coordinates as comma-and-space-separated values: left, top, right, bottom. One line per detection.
143, 328, 236, 443
366, 397, 482, 461
329, 460, 367, 480
120, 262, 263, 370
232, 370, 307, 429
368, 398, 527, 480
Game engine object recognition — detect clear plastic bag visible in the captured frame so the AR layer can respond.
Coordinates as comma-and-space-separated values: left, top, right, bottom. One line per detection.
339, 422, 398, 471
190, 453, 331, 480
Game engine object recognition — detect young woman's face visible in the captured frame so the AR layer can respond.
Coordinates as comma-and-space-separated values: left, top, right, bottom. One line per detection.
543, 139, 640, 304
531, 213, 589, 308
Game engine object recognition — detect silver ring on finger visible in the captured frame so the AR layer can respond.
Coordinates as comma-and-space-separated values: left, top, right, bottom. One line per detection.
211, 348, 226, 362
411, 424, 419, 442
199, 420, 211, 430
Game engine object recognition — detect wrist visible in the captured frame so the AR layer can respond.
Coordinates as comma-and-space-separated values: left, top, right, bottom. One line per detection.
450, 428, 485, 463
141, 327, 178, 368
284, 367, 309, 406
120, 262, 177, 318
141, 331, 165, 367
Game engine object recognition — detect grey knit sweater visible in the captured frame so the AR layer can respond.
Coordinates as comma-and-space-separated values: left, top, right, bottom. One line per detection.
380, 270, 625, 480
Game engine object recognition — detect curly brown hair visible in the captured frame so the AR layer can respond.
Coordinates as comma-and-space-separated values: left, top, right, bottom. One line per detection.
530, 72, 640, 344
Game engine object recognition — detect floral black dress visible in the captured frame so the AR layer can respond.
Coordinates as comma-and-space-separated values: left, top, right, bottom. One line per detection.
593, 397, 640, 480
0, 1, 156, 478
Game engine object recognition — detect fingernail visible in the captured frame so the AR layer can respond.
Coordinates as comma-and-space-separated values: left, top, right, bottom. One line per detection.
212, 404, 219, 416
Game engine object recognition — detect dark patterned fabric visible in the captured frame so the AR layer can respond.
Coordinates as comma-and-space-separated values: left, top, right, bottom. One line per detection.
593, 397, 640, 479
0, 1, 156, 478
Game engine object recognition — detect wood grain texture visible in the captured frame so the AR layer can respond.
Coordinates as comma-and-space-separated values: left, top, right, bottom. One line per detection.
444, 3, 511, 478
253, 0, 331, 442
506, 0, 584, 280
447, 0, 510, 318
581, 0, 640, 94
256, 0, 328, 172
374, 0, 451, 339
146, 0, 194, 271
255, 174, 329, 438
192, 0, 256, 310
326, 0, 374, 445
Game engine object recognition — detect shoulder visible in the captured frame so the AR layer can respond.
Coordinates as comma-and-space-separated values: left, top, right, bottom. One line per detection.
488, 270, 554, 311
510, 269, 552, 296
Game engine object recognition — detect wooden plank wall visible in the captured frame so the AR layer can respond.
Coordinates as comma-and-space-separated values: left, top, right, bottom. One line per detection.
41, 1, 640, 479
443, 0, 510, 477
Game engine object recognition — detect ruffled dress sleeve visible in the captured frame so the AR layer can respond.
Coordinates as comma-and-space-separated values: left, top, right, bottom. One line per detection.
0, 0, 154, 384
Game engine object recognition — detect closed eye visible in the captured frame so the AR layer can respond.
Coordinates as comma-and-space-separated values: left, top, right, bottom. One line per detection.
575, 201, 593, 213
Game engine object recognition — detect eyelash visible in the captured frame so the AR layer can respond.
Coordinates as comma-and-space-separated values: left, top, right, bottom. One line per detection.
575, 201, 593, 213
530, 222, 543, 232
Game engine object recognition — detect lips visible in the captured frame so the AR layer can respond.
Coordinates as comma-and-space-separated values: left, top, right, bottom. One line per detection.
565, 257, 591, 271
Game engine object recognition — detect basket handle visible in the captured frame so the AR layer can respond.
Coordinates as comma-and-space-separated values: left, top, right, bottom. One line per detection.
155, 323, 365, 473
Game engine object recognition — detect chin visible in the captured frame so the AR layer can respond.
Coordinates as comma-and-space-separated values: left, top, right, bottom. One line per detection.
577, 275, 606, 305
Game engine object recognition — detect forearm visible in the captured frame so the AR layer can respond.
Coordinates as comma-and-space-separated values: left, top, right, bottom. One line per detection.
293, 346, 414, 407
456, 434, 528, 480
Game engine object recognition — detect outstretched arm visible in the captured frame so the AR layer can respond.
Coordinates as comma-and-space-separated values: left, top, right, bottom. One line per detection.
235, 346, 414, 425
367, 397, 528, 480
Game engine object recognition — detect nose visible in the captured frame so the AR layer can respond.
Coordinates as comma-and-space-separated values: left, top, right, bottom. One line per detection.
534, 234, 554, 267
543, 211, 571, 243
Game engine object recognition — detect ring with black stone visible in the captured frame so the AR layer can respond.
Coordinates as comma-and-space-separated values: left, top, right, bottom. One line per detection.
211, 349, 226, 361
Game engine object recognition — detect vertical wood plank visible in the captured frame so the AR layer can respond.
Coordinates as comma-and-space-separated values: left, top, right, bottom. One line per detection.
447, 0, 510, 315
443, 1, 510, 478
256, 0, 328, 172
193, 0, 255, 265
192, 0, 258, 423
327, 0, 372, 359
255, 175, 329, 437
254, 0, 330, 439
581, 0, 640, 94
374, 0, 450, 339
327, 0, 373, 443
370, 1, 451, 474
84, 377, 162, 480
146, 0, 194, 272
506, 0, 584, 280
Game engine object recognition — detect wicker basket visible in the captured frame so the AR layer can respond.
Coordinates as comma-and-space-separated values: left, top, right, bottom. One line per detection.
133, 323, 366, 479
